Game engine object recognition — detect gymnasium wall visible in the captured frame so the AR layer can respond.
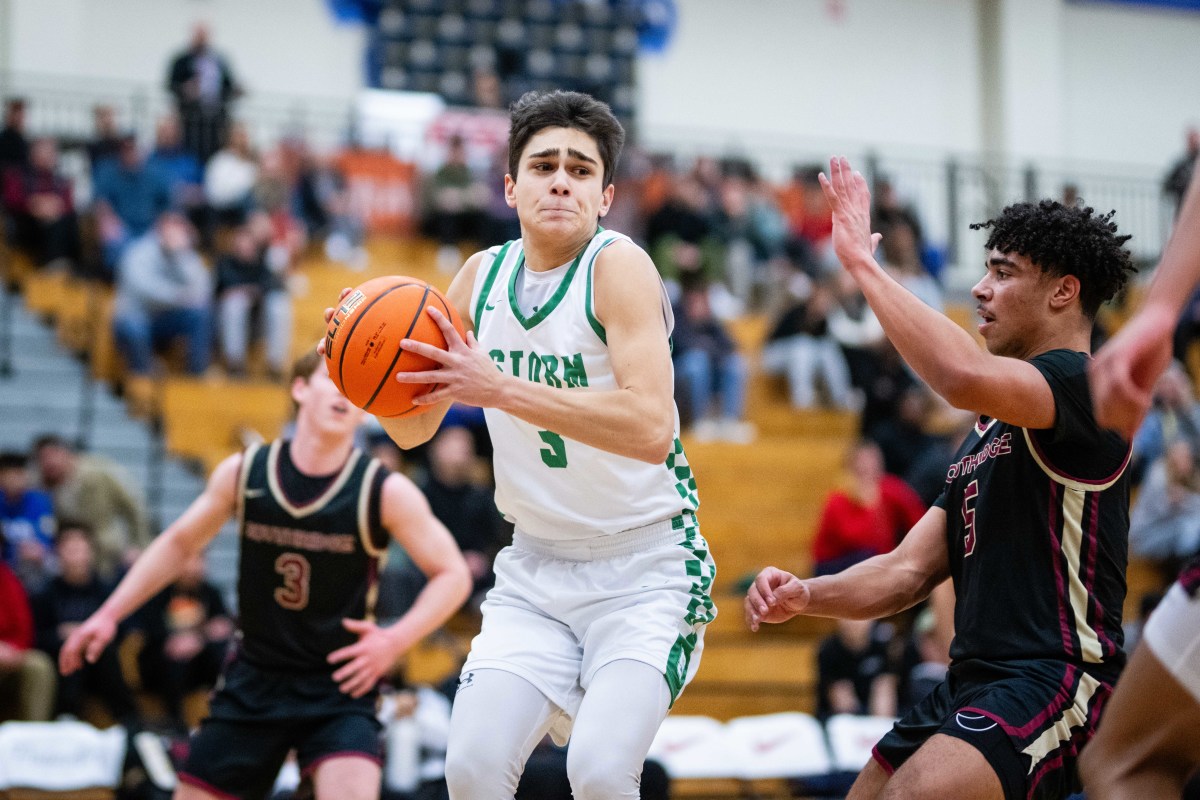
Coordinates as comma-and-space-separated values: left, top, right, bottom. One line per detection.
2, 0, 1198, 168
1060, 1, 1200, 168
2, 0, 365, 101
640, 0, 1200, 169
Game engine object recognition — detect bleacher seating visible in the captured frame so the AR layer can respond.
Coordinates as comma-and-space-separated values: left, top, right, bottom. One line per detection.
370, 0, 640, 119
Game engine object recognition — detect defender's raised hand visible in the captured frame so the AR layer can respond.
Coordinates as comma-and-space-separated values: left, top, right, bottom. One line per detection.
818, 156, 884, 274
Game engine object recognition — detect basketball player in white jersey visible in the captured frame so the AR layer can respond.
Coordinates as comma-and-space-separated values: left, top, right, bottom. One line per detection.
326, 90, 714, 800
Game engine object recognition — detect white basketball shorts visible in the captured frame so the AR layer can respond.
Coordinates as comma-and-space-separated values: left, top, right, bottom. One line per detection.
459, 512, 716, 744
1143, 580, 1200, 704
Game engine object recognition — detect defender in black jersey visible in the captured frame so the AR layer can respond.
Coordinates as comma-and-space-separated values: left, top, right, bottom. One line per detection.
60, 352, 471, 800
746, 157, 1137, 800
1081, 171, 1200, 800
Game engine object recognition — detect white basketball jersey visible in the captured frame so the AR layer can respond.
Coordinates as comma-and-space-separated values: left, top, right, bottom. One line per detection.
469, 228, 699, 540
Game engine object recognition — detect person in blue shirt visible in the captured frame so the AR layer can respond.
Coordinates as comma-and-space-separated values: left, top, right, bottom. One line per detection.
0, 451, 55, 591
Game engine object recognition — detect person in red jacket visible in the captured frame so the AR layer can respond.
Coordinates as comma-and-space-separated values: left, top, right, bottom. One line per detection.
811, 439, 926, 576
0, 556, 56, 720
0, 137, 80, 270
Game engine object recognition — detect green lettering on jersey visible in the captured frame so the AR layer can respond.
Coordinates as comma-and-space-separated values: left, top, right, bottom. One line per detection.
538, 430, 568, 468
529, 353, 543, 384
562, 353, 588, 388
488, 350, 505, 369
540, 355, 562, 388
510, 350, 525, 377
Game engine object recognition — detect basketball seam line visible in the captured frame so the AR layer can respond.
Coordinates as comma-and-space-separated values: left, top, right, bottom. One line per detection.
364, 284, 433, 413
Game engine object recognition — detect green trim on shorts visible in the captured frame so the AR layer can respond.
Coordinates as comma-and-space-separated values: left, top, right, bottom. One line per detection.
664, 513, 716, 704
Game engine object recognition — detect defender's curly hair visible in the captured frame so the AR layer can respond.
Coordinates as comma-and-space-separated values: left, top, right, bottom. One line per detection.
969, 200, 1135, 319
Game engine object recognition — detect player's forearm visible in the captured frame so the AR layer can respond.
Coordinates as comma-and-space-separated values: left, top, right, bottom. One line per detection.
494, 376, 674, 464
378, 401, 452, 449
803, 553, 937, 620
847, 258, 987, 408
382, 566, 472, 654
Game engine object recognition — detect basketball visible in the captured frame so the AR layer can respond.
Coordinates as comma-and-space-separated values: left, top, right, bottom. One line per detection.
324, 276, 465, 417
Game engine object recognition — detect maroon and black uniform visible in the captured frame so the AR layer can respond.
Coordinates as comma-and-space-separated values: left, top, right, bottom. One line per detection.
180, 440, 390, 800
874, 349, 1131, 800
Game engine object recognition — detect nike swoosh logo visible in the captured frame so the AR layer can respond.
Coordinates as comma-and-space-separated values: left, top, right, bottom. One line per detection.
485, 302, 496, 310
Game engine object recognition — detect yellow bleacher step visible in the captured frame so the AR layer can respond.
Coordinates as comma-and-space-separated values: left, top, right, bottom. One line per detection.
162, 377, 294, 473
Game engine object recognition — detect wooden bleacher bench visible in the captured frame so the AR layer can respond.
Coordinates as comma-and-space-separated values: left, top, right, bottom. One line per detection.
162, 377, 294, 473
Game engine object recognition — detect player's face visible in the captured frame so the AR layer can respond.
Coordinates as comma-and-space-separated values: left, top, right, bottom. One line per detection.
293, 360, 366, 436
505, 126, 614, 241
972, 249, 1056, 359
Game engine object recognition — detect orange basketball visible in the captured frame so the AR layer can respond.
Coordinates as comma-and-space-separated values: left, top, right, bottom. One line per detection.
324, 276, 465, 417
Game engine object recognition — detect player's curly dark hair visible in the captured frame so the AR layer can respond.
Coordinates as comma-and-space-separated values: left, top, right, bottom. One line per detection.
969, 200, 1135, 319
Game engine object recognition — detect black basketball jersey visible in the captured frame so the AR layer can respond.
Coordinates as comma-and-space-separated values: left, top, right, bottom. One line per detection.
934, 349, 1130, 680
235, 439, 390, 673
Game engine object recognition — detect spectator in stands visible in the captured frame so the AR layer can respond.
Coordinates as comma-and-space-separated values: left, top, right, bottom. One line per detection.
86, 105, 125, 180
714, 169, 787, 307
672, 280, 754, 443
1128, 438, 1200, 577
646, 172, 723, 296
0, 558, 56, 721
214, 217, 291, 380
112, 211, 213, 380
879, 218, 942, 312
761, 278, 857, 411
135, 552, 231, 729
872, 178, 925, 248
481, 148, 522, 247
93, 135, 172, 275
419, 426, 505, 604
1164, 126, 1199, 218
147, 113, 205, 231
829, 272, 887, 393
0, 137, 81, 271
420, 135, 487, 274
0, 451, 55, 592
380, 425, 505, 618
166, 23, 243, 163
1131, 361, 1200, 484
777, 165, 835, 269
817, 618, 899, 720
868, 386, 939, 479
32, 435, 150, 582
0, 98, 29, 172
292, 147, 367, 270
31, 522, 138, 725
857, 340, 918, 439
811, 440, 925, 576
204, 122, 258, 230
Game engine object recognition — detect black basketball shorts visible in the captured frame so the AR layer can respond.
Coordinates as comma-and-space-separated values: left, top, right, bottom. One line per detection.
872, 659, 1114, 800
178, 713, 382, 800
177, 658, 382, 800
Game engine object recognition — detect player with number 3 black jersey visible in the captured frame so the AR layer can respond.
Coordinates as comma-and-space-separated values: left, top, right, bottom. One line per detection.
59, 352, 471, 800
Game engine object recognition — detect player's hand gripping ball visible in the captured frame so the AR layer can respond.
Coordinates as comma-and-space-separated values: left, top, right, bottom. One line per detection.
324, 276, 465, 417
